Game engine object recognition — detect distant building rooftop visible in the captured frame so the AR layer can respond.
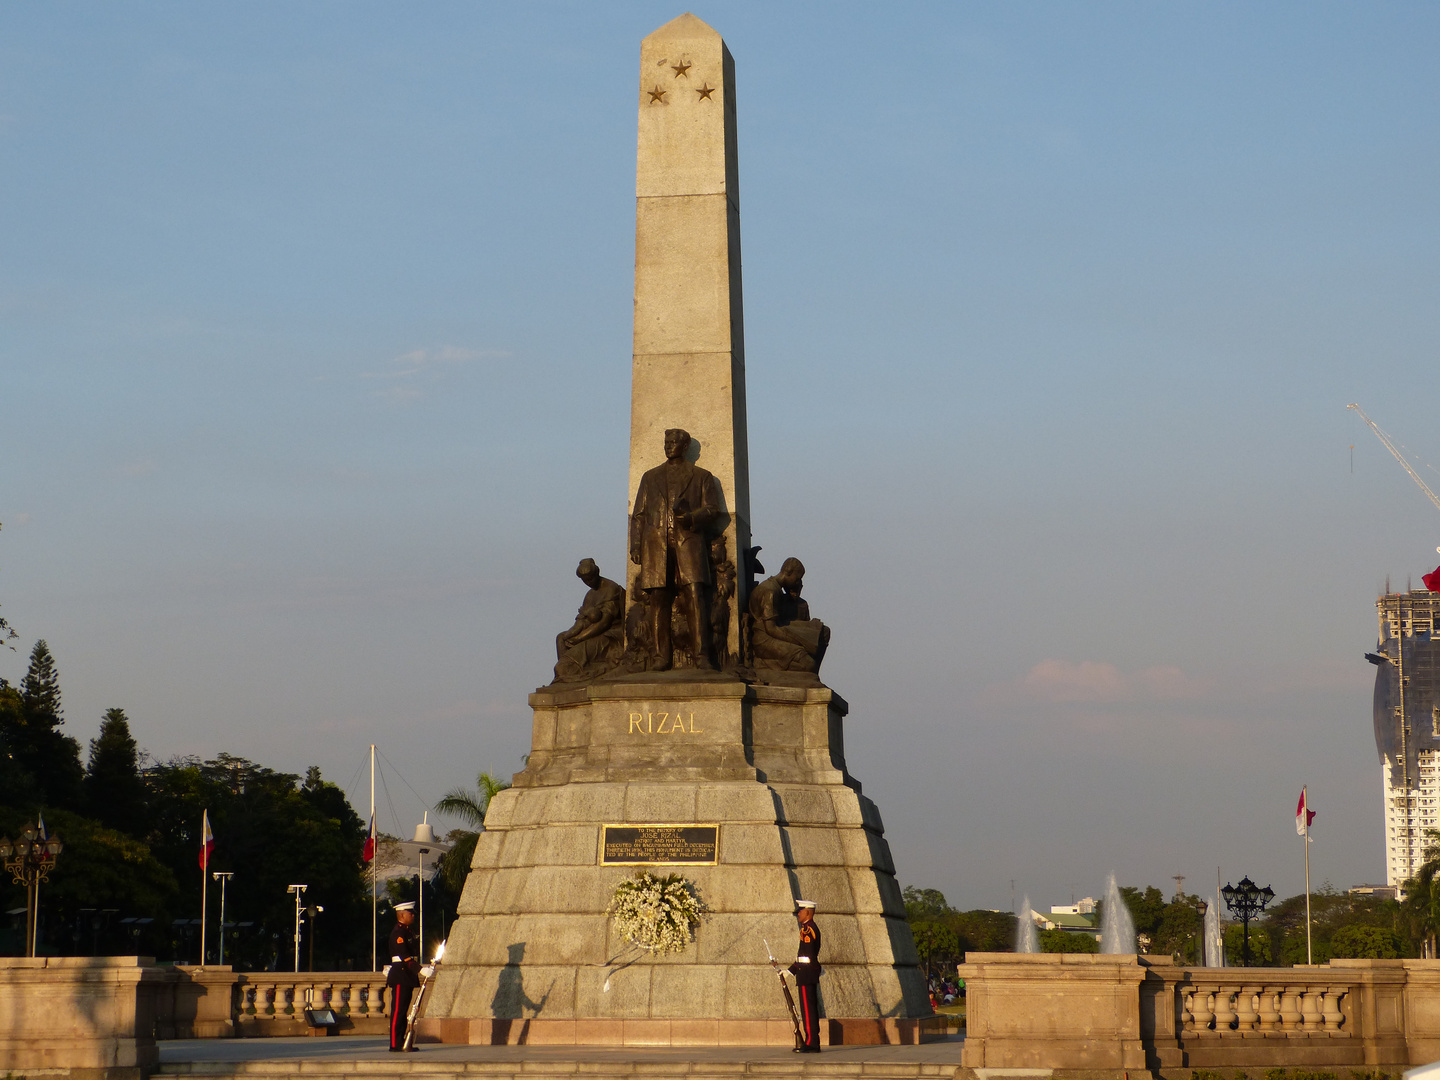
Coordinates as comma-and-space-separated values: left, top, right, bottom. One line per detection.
1349, 883, 1399, 900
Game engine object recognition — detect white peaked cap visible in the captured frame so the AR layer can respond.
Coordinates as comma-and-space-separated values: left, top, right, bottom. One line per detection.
795, 899, 817, 909
393, 901, 416, 912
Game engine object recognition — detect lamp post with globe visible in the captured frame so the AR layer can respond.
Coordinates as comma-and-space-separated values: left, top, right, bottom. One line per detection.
0, 822, 64, 957
1221, 876, 1275, 967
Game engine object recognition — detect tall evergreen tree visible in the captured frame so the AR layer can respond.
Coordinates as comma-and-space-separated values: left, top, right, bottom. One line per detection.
85, 708, 148, 836
12, 640, 83, 809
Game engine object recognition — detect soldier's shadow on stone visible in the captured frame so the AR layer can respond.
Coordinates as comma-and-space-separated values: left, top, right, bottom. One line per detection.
489, 942, 551, 1043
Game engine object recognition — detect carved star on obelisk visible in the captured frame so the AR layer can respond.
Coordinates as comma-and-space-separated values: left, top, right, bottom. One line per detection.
695, 83, 715, 101
671, 60, 692, 78
647, 85, 667, 104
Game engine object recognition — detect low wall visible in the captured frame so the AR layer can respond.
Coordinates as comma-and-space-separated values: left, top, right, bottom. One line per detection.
0, 956, 164, 1080
958, 952, 1440, 1074
148, 968, 393, 1037
228, 971, 391, 1037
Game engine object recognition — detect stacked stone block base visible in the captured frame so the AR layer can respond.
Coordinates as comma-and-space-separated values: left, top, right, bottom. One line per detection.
426, 679, 933, 1043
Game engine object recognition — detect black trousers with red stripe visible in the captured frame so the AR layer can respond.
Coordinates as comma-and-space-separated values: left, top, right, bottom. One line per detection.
796, 982, 820, 1050
389, 983, 414, 1049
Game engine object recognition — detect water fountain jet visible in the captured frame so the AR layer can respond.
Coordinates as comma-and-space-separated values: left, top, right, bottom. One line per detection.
1016, 896, 1039, 953
1099, 873, 1136, 954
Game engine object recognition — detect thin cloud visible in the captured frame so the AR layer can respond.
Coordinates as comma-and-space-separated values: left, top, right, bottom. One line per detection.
992, 658, 1207, 705
117, 458, 159, 478
363, 344, 509, 403
362, 344, 507, 380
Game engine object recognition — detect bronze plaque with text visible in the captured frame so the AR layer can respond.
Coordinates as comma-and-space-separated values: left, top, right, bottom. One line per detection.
601, 824, 719, 865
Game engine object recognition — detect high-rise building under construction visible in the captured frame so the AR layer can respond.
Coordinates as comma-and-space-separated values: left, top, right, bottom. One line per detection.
1369, 589, 1440, 889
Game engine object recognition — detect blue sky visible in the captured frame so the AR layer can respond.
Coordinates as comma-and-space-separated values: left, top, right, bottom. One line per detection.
4, 2, 1439, 911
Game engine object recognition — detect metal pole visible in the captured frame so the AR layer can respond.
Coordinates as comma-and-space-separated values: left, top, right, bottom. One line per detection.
214, 873, 233, 967
289, 885, 306, 973
200, 855, 208, 967
1304, 785, 1313, 965
26, 880, 36, 958
370, 744, 377, 973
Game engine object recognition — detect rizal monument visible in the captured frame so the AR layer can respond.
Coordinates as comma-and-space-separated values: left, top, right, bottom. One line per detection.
423, 14, 933, 1047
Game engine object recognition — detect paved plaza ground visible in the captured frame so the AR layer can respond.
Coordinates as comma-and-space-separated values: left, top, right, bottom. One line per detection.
156, 1034, 972, 1077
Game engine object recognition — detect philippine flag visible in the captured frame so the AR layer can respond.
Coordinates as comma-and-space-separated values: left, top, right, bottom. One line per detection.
198, 810, 215, 869
362, 814, 376, 863
1296, 788, 1316, 836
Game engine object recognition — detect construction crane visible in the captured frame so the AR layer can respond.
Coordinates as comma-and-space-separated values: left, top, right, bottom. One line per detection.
1348, 403, 1440, 555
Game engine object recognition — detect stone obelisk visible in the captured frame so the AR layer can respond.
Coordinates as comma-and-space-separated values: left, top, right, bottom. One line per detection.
422, 15, 932, 1048
628, 13, 750, 660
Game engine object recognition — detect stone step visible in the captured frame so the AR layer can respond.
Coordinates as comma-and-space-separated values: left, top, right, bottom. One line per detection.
157, 1059, 964, 1078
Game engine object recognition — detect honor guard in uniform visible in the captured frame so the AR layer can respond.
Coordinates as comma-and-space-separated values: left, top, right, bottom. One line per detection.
788, 899, 822, 1052
386, 901, 420, 1052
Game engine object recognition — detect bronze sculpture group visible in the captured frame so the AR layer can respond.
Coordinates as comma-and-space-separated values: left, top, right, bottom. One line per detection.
551, 428, 828, 686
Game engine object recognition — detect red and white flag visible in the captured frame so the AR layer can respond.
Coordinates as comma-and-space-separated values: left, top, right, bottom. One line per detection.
1296, 788, 1316, 836
198, 810, 215, 869
362, 814, 376, 863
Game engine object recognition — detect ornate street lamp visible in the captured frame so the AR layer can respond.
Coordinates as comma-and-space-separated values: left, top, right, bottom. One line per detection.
1220, 876, 1274, 967
0, 822, 64, 957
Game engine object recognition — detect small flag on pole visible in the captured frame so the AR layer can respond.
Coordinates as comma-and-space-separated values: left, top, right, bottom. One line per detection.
1296, 788, 1316, 836
198, 810, 215, 869
362, 814, 376, 863
37, 814, 47, 841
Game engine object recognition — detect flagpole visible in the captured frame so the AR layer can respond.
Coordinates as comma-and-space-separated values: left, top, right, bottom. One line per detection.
200, 810, 209, 967
370, 743, 377, 973
1304, 786, 1313, 965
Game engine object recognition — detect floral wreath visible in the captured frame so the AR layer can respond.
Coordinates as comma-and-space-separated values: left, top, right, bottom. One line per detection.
606, 870, 708, 955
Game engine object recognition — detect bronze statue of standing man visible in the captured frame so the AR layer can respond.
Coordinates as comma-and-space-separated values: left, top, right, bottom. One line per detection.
629, 428, 721, 670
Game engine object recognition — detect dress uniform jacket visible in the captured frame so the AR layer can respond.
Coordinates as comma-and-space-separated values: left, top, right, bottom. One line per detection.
386, 921, 420, 989
789, 922, 822, 985
629, 458, 721, 589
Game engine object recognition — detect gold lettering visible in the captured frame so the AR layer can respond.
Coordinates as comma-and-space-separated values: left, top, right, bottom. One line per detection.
647, 712, 654, 734
656, 712, 671, 734
688, 712, 702, 733
629, 713, 644, 734
670, 712, 685, 735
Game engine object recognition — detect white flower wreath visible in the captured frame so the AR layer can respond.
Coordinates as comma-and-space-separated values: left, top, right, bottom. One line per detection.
606, 871, 708, 955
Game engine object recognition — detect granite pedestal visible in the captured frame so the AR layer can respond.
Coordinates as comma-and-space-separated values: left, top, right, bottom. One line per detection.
423, 678, 934, 1046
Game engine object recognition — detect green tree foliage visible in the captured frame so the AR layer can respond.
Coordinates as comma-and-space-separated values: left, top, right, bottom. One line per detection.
0, 680, 40, 806
900, 885, 1018, 956
1224, 921, 1274, 965
1330, 924, 1400, 959
435, 771, 511, 898
903, 886, 953, 922
0, 805, 178, 956
2, 641, 83, 808
145, 755, 367, 968
952, 909, 1019, 953
1041, 929, 1098, 953
1261, 885, 1411, 964
1118, 885, 1167, 946
912, 921, 961, 978
84, 708, 148, 837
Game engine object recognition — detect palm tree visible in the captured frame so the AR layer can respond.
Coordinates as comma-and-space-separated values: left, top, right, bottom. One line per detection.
1402, 829, 1440, 957
436, 771, 510, 896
